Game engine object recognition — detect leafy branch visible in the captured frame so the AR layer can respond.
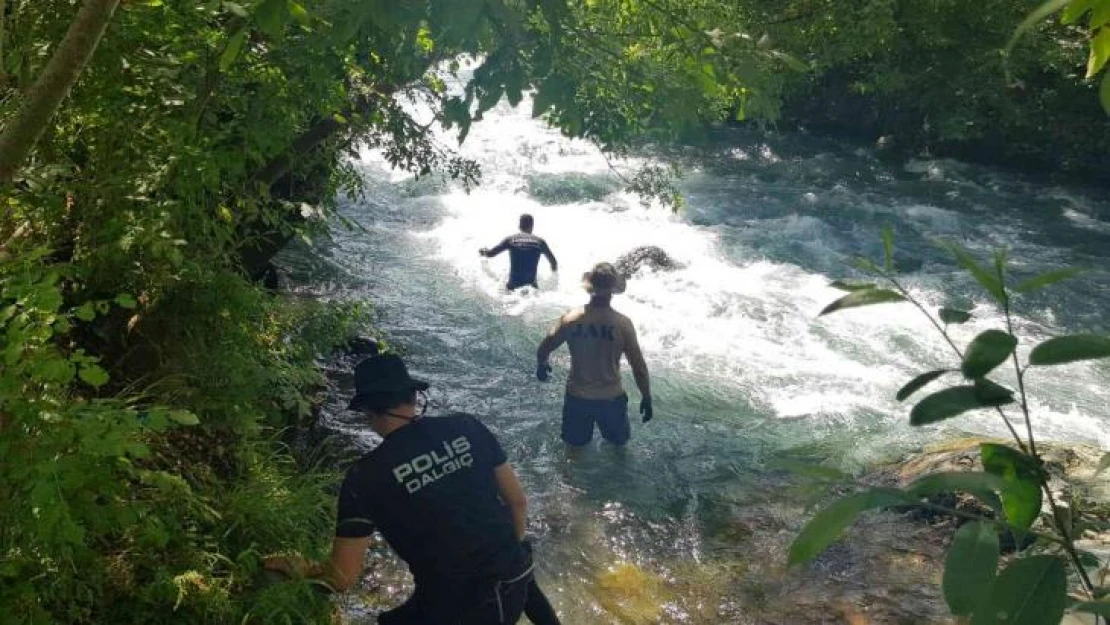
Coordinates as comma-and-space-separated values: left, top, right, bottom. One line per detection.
793, 230, 1110, 624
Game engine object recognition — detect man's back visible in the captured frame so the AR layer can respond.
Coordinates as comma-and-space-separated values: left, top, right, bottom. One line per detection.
559, 305, 636, 400
503, 233, 548, 288
336, 414, 521, 584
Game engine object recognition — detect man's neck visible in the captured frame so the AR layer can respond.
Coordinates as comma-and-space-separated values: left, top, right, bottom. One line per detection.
371, 407, 417, 437
587, 296, 612, 308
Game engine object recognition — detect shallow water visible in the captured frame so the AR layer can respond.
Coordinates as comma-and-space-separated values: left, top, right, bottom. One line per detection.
282, 85, 1110, 623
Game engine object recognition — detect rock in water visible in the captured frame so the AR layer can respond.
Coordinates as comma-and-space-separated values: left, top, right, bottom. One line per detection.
614, 245, 680, 279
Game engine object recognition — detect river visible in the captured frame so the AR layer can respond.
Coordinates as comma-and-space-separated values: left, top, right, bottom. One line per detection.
280, 85, 1110, 623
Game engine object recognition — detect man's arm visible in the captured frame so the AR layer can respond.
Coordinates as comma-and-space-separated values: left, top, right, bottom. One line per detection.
480, 237, 510, 257
263, 535, 371, 592
624, 324, 651, 401
536, 317, 567, 379
494, 462, 527, 540
540, 240, 558, 272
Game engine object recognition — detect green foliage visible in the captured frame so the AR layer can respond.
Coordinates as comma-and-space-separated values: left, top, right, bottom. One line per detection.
0, 244, 361, 623
970, 556, 1066, 625
962, 330, 1019, 379
944, 522, 1000, 616
818, 287, 904, 316
798, 230, 1110, 623
1029, 334, 1110, 365
981, 443, 1043, 532
896, 369, 951, 402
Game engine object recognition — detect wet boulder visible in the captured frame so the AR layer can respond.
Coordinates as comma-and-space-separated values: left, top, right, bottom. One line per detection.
614, 245, 681, 279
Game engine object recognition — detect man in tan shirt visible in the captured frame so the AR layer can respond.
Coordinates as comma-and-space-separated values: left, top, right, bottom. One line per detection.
535, 263, 653, 447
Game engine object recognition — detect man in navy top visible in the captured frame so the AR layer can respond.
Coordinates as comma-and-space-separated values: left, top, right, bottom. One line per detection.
480, 214, 558, 291
264, 354, 561, 624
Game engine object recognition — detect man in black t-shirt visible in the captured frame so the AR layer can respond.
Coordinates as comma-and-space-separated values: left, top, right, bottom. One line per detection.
480, 214, 558, 291
264, 354, 561, 625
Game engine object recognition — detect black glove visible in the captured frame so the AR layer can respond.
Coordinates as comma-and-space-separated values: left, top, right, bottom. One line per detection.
479, 248, 489, 257
640, 397, 653, 423
536, 362, 552, 382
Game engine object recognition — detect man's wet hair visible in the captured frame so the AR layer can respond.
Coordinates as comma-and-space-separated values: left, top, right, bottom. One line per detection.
362, 389, 417, 414
519, 214, 534, 232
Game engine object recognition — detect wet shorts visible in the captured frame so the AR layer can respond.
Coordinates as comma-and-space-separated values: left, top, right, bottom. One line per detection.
561, 393, 630, 446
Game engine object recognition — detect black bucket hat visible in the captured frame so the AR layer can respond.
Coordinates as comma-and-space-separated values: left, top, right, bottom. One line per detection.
348, 354, 429, 412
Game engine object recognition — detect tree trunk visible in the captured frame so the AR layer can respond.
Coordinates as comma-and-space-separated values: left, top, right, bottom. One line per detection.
0, 0, 121, 183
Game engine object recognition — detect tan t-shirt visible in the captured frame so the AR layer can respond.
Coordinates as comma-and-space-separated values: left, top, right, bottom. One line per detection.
553, 305, 639, 400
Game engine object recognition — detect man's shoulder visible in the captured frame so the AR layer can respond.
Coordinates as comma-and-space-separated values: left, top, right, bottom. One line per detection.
561, 306, 587, 323
609, 308, 635, 329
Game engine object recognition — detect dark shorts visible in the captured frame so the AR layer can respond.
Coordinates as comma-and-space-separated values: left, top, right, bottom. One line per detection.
378, 569, 532, 625
561, 393, 630, 446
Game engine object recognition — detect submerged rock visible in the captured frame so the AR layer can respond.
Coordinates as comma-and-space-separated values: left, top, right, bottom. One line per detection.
614, 245, 682, 279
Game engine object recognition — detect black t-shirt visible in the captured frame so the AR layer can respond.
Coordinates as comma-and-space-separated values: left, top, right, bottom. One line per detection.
489, 233, 551, 288
336, 414, 522, 586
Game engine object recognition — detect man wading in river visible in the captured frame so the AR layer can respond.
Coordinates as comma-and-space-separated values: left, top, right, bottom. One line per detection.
264, 354, 561, 625
480, 213, 558, 291
536, 263, 653, 450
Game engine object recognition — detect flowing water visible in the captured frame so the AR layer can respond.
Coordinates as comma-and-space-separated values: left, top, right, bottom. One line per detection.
281, 85, 1110, 623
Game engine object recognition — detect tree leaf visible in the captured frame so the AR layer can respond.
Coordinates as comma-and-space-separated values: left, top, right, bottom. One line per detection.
254, 0, 288, 39
974, 378, 1015, 404
944, 521, 1000, 616
115, 293, 138, 309
1062, 0, 1096, 24
78, 364, 110, 388
168, 410, 200, 426
286, 1, 311, 27
962, 330, 1018, 379
905, 471, 1007, 515
1013, 267, 1083, 293
897, 370, 951, 401
1087, 28, 1110, 79
829, 280, 876, 292
74, 302, 97, 321
1029, 334, 1110, 366
939, 240, 1006, 302
910, 386, 1014, 426
980, 443, 1043, 531
1007, 0, 1075, 57
969, 556, 1066, 625
940, 307, 972, 324
788, 489, 908, 566
220, 28, 248, 72
818, 288, 905, 316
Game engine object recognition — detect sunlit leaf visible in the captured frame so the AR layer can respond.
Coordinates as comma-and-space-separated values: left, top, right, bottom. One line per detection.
944, 522, 1000, 616
980, 443, 1042, 531
970, 556, 1065, 625
1007, 0, 1075, 57
896, 370, 951, 401
1063, 0, 1096, 24
818, 288, 905, 316
1029, 334, 1110, 366
1087, 29, 1110, 79
962, 330, 1018, 379
910, 386, 1014, 426
788, 489, 908, 565
168, 410, 201, 426
78, 364, 110, 388
1097, 453, 1110, 475
115, 293, 138, 309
